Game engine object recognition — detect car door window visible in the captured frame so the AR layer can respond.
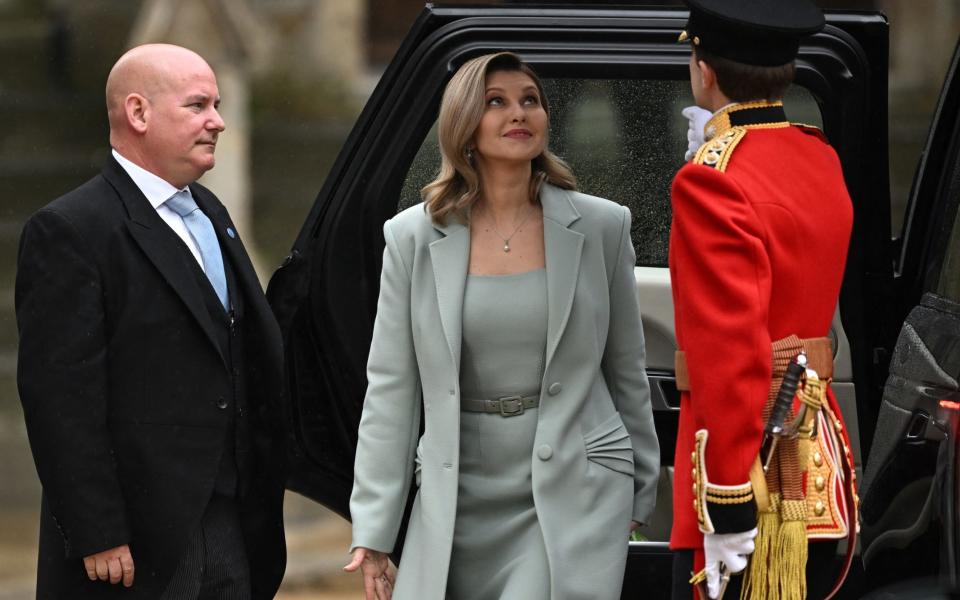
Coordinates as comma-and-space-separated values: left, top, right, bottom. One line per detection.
936, 197, 960, 302
399, 78, 822, 267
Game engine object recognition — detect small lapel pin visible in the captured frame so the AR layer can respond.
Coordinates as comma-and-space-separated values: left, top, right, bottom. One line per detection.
226, 227, 236, 239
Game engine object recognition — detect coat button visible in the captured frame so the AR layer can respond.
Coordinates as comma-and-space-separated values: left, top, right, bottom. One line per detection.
548, 382, 562, 396
217, 397, 228, 409
815, 476, 826, 492
812, 451, 823, 467
537, 445, 553, 460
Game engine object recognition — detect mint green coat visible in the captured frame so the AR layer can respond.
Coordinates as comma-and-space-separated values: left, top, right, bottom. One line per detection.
350, 184, 660, 599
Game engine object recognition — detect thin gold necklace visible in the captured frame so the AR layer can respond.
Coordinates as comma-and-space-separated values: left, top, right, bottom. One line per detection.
481, 204, 536, 253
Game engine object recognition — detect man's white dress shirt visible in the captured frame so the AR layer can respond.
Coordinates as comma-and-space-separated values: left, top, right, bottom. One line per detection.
112, 149, 206, 270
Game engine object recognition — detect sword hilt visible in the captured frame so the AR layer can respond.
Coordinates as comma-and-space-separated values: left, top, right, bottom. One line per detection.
764, 353, 807, 437
692, 565, 733, 599
761, 353, 807, 470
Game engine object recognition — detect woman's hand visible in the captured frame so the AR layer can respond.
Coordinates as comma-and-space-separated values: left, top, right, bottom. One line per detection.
629, 520, 647, 542
344, 547, 395, 600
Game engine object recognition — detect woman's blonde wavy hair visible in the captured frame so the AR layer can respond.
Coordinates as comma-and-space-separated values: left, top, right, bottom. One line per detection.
422, 52, 577, 225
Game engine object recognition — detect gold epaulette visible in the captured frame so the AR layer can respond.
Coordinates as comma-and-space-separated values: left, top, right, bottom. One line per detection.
792, 122, 829, 143
693, 126, 747, 172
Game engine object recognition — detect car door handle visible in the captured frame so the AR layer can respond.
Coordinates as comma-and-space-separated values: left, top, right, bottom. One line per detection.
918, 385, 960, 403
647, 374, 680, 411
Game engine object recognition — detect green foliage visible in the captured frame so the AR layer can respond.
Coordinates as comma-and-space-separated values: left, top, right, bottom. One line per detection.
630, 530, 648, 542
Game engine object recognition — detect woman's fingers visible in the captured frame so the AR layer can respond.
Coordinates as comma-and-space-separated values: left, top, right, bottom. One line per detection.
375, 572, 393, 600
346, 547, 394, 600
362, 570, 378, 600
343, 548, 366, 572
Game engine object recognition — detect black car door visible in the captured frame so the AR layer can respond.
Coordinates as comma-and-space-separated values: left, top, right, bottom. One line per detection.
860, 38, 960, 595
266, 5, 888, 596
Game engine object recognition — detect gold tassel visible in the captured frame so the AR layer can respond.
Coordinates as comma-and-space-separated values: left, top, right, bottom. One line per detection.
742, 460, 778, 600
740, 507, 779, 600
776, 500, 809, 600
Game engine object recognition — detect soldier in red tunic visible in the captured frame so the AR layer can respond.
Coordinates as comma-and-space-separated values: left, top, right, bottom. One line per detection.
669, 1, 858, 599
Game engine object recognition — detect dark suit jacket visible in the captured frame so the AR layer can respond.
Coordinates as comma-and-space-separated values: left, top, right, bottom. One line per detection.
15, 157, 287, 599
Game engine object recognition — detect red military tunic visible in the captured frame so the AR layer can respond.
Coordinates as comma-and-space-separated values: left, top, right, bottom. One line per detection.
668, 101, 854, 550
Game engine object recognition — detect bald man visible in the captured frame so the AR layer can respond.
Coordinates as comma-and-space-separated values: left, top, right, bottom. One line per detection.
16, 44, 286, 599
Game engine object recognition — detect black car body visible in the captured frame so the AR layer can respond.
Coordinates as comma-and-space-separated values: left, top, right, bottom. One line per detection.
266, 4, 960, 597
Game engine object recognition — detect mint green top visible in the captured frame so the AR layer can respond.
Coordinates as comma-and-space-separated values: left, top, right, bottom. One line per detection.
460, 268, 547, 399
449, 267, 550, 600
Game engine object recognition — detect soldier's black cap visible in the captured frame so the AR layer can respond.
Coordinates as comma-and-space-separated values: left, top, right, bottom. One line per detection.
680, 0, 825, 66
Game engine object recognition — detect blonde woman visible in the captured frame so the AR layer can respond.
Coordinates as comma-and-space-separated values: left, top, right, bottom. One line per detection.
343, 52, 659, 600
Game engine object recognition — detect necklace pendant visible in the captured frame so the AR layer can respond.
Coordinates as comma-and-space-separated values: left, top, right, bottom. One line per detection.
503, 243, 510, 253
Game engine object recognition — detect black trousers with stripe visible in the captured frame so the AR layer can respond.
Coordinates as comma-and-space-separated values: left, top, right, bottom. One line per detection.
161, 494, 251, 600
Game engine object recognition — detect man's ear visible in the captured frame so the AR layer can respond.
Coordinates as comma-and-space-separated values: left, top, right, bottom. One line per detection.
125, 93, 149, 134
697, 59, 716, 93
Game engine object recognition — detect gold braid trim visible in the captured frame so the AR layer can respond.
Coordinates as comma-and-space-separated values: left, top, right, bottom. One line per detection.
798, 375, 825, 412
693, 430, 712, 533
705, 485, 754, 503
704, 486, 753, 498
693, 429, 754, 533
780, 499, 807, 522
705, 493, 755, 505
693, 127, 747, 172
704, 100, 786, 138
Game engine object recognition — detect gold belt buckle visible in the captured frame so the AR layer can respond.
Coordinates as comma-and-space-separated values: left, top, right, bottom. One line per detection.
498, 396, 524, 417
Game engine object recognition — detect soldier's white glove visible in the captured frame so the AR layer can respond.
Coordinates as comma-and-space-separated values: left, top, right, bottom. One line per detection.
703, 528, 757, 599
682, 105, 713, 161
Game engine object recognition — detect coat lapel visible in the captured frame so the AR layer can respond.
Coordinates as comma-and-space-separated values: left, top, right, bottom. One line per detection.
192, 185, 260, 314
428, 218, 469, 372
425, 184, 582, 376
193, 185, 285, 385
102, 158, 228, 369
541, 185, 583, 373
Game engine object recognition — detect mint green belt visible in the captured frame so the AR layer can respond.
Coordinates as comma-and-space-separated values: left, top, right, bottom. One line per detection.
460, 394, 540, 417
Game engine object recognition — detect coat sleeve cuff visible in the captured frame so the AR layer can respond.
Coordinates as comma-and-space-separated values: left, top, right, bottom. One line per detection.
350, 529, 396, 555
64, 517, 132, 559
632, 495, 656, 525
692, 429, 757, 535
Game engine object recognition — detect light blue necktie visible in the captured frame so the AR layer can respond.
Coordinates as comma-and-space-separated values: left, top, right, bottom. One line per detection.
165, 190, 229, 310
